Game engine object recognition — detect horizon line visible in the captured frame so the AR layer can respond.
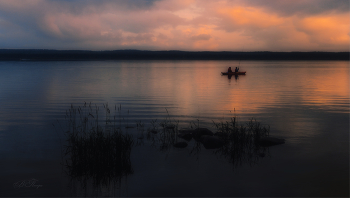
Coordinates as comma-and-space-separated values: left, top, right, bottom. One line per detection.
0, 49, 349, 53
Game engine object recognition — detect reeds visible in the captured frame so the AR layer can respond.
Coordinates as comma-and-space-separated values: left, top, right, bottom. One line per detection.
64, 102, 134, 188
144, 111, 270, 168
213, 117, 270, 167
146, 109, 179, 151
61, 102, 271, 186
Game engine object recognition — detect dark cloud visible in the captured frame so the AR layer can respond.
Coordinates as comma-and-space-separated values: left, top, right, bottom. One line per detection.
240, 0, 349, 16
48, 0, 161, 10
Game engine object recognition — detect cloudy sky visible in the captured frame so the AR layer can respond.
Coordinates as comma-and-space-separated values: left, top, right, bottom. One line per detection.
0, 0, 348, 51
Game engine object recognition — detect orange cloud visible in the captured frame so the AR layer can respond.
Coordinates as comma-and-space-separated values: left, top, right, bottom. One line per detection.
200, 1, 349, 51
295, 13, 350, 48
0, 0, 348, 51
217, 6, 284, 29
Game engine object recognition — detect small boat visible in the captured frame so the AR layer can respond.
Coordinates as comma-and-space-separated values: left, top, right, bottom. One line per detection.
221, 71, 246, 75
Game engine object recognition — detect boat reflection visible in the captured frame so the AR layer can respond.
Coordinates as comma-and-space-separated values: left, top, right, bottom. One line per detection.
227, 74, 240, 80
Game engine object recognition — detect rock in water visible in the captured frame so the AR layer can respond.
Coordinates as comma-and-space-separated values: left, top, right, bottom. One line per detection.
178, 133, 192, 141
164, 124, 176, 130
173, 142, 188, 148
178, 128, 194, 141
214, 132, 228, 138
192, 128, 214, 141
150, 130, 158, 134
258, 137, 285, 147
200, 135, 224, 149
178, 129, 194, 134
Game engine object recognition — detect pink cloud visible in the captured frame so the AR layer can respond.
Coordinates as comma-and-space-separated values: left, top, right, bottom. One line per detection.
191, 34, 211, 41
0, 0, 348, 51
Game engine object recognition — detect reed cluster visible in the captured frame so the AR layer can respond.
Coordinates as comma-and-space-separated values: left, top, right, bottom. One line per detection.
61, 102, 272, 184
213, 117, 270, 166
146, 109, 179, 151
64, 102, 133, 187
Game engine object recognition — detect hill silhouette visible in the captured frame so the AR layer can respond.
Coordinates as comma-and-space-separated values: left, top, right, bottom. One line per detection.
0, 49, 348, 61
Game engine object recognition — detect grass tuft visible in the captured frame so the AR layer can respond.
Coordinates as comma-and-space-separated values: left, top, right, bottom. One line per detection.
213, 117, 270, 167
63, 103, 134, 188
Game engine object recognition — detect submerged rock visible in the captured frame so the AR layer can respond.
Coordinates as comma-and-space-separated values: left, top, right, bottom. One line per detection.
214, 132, 229, 138
192, 128, 214, 140
177, 128, 215, 142
165, 124, 176, 129
178, 128, 194, 134
258, 153, 266, 157
178, 133, 192, 141
258, 137, 285, 147
149, 130, 158, 134
178, 128, 194, 141
200, 135, 224, 149
173, 142, 188, 148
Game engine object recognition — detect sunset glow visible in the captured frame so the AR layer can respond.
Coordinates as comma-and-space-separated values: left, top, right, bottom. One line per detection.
0, 0, 348, 51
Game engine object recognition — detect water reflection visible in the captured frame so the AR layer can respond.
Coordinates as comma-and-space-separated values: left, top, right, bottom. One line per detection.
226, 74, 240, 80
0, 61, 348, 197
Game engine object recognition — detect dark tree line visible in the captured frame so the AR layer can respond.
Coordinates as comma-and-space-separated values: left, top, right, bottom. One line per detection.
0, 49, 348, 60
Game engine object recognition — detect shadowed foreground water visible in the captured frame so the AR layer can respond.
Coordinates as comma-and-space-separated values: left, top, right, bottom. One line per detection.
0, 60, 348, 197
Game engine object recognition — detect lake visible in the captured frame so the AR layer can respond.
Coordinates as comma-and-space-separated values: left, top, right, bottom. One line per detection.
0, 60, 348, 197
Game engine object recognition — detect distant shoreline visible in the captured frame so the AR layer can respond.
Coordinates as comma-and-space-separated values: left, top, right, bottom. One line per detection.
0, 49, 348, 61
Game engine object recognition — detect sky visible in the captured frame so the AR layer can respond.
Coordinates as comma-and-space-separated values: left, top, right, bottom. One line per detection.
0, 0, 348, 51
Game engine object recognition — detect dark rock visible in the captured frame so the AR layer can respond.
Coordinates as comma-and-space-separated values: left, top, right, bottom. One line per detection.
192, 128, 214, 140
178, 128, 194, 141
173, 142, 188, 148
258, 153, 266, 157
178, 128, 194, 134
165, 124, 176, 129
178, 133, 192, 141
200, 135, 224, 149
214, 132, 228, 138
258, 137, 285, 147
149, 130, 158, 134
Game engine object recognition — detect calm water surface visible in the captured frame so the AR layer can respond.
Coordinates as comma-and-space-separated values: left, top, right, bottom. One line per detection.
0, 60, 348, 196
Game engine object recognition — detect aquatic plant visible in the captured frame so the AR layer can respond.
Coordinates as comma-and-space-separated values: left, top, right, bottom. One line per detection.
213, 117, 270, 167
63, 102, 134, 188
146, 109, 179, 151
144, 112, 271, 168
60, 102, 274, 186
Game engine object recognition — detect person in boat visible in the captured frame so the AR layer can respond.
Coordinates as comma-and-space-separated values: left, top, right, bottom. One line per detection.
235, 67, 239, 72
228, 67, 232, 73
